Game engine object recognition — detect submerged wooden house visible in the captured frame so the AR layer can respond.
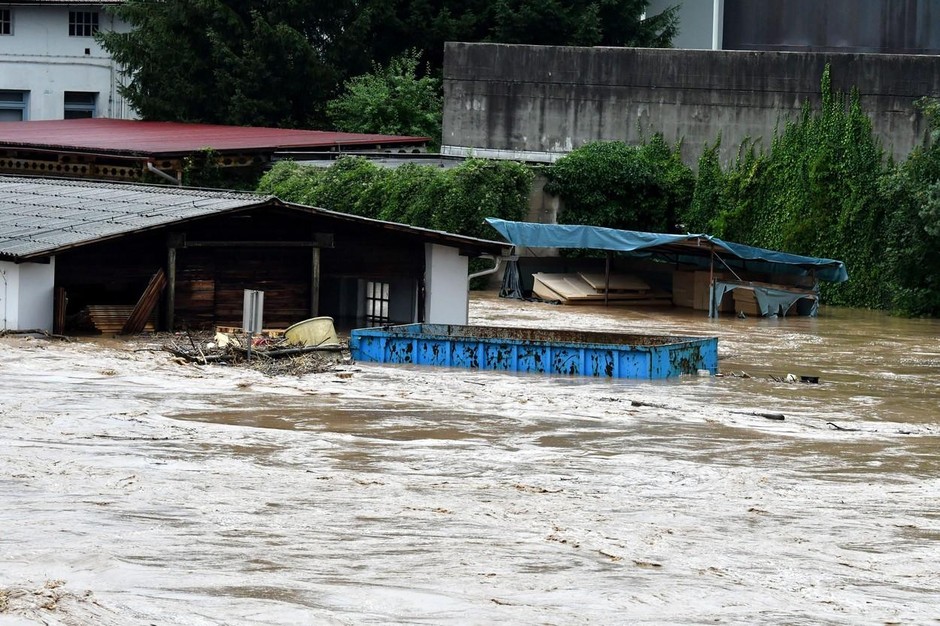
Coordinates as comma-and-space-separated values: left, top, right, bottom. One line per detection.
0, 176, 509, 334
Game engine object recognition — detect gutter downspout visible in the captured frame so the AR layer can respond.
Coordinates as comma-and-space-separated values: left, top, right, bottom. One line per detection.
468, 254, 502, 281
146, 162, 181, 186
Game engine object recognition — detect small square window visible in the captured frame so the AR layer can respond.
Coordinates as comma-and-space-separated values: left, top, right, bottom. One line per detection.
0, 9, 12, 35
69, 11, 98, 37
64, 91, 97, 119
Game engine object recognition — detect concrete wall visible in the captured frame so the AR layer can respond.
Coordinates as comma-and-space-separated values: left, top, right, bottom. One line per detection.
0, 5, 134, 120
424, 244, 469, 325
442, 42, 940, 165
0, 259, 55, 331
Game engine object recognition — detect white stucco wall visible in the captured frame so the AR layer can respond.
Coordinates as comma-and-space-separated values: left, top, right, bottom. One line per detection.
424, 244, 469, 325
0, 4, 135, 120
0, 259, 56, 331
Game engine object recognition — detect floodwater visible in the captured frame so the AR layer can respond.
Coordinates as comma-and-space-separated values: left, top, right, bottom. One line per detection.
1, 292, 938, 625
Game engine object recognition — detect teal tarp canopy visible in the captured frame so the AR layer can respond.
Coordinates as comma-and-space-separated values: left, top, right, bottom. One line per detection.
485, 218, 849, 284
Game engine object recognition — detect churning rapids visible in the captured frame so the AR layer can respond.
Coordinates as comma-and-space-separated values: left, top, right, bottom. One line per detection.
1, 293, 938, 625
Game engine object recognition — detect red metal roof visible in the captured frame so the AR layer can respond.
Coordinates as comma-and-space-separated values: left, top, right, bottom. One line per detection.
4, 1, 124, 4
0, 119, 429, 156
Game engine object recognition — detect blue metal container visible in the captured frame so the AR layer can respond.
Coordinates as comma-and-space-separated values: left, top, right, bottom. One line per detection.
350, 324, 718, 379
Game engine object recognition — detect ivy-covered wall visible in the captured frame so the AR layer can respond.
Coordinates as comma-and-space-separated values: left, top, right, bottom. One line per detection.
258, 68, 940, 316
538, 67, 940, 316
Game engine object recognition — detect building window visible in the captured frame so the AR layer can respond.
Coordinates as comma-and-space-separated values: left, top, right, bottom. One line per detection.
69, 11, 98, 37
365, 281, 390, 326
64, 92, 97, 119
0, 9, 12, 35
0, 90, 28, 121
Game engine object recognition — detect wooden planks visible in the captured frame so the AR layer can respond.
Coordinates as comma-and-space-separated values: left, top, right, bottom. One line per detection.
122, 268, 167, 335
85, 305, 155, 335
532, 272, 671, 305
578, 272, 650, 292
672, 270, 735, 312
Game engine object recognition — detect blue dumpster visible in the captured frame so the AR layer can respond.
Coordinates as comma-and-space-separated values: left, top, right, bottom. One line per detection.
350, 324, 717, 379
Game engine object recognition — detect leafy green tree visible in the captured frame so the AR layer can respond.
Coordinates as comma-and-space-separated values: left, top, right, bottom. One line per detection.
327, 51, 443, 147
366, 0, 678, 70
489, 0, 678, 48
100, 1, 677, 129
544, 136, 692, 233
99, 1, 350, 126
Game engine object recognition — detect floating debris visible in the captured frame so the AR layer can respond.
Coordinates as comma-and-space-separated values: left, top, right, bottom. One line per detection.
162, 329, 349, 376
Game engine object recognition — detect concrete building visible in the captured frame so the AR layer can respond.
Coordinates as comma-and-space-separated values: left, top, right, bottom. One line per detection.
648, 0, 940, 54
442, 42, 940, 165
0, 0, 133, 121
646, 0, 724, 50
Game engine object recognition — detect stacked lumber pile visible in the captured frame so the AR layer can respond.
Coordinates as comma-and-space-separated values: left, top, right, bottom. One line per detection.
83, 305, 155, 335
672, 270, 735, 312
531, 272, 671, 305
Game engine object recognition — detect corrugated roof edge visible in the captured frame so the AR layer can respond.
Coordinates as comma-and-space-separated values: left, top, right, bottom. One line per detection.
283, 202, 511, 256
0, 175, 510, 261
0, 174, 275, 202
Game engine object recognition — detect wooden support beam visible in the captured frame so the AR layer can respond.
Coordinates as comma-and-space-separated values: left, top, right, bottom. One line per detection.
166, 246, 176, 331
184, 240, 322, 248
604, 251, 612, 307
53, 287, 67, 335
310, 247, 321, 317
184, 234, 333, 249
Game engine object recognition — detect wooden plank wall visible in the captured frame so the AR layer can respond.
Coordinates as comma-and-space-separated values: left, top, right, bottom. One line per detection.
174, 248, 311, 329
54, 207, 434, 331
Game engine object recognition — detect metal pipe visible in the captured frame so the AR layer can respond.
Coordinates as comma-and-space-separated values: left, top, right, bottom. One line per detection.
146, 161, 181, 186
468, 254, 502, 280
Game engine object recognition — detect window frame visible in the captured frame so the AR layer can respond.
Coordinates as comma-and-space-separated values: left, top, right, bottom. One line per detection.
0, 90, 29, 122
63, 91, 98, 119
364, 280, 391, 326
68, 11, 98, 37
0, 9, 12, 36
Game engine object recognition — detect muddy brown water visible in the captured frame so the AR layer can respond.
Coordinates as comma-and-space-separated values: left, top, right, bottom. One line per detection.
0, 292, 938, 624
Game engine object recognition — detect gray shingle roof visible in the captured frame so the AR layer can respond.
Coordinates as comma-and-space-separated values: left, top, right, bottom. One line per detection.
0, 176, 275, 260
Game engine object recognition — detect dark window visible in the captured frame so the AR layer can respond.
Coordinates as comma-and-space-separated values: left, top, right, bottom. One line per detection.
69, 11, 98, 37
0, 9, 12, 35
64, 91, 97, 119
0, 90, 28, 121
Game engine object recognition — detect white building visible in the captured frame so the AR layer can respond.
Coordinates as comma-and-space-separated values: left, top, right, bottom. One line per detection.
0, 0, 133, 121
646, 0, 725, 51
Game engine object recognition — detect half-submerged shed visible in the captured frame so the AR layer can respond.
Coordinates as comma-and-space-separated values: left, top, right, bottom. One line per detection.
0, 176, 508, 333
486, 218, 848, 317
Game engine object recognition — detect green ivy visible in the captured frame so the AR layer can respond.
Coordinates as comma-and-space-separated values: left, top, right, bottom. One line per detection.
686, 66, 892, 309
544, 134, 693, 233
257, 156, 532, 239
